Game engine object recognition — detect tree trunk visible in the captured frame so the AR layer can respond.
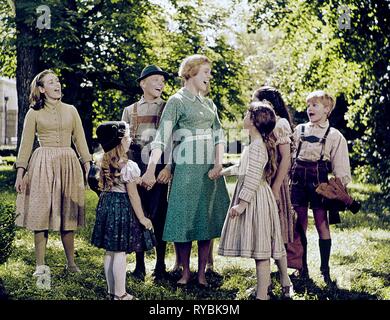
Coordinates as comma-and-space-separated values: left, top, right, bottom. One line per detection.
15, 1, 40, 154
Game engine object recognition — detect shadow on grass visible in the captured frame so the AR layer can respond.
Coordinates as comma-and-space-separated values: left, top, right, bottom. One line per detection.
289, 272, 378, 300
131, 269, 238, 300
336, 188, 390, 230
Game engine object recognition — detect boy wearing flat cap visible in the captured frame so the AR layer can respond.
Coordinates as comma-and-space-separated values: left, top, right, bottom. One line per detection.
288, 90, 352, 285
121, 65, 171, 281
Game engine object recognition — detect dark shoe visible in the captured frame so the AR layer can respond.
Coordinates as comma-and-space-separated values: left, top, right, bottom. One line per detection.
321, 269, 332, 285
131, 268, 146, 281
281, 285, 294, 299
292, 267, 309, 279
153, 268, 170, 281
113, 292, 137, 300
267, 284, 276, 299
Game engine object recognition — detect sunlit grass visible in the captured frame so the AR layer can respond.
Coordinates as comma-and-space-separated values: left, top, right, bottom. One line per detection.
0, 167, 389, 300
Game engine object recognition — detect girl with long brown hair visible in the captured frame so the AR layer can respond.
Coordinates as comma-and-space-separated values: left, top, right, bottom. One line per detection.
218, 102, 292, 300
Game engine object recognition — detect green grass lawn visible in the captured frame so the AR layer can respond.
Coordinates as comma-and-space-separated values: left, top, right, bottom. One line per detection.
0, 166, 389, 300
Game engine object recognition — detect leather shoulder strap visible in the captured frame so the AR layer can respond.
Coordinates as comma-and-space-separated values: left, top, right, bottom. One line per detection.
295, 124, 305, 159
319, 125, 332, 160
156, 101, 166, 127
130, 102, 138, 140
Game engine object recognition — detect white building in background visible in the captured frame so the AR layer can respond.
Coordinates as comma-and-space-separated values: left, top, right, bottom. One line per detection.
0, 77, 18, 146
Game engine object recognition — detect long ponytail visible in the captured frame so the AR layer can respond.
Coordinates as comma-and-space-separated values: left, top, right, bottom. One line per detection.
29, 69, 56, 110
249, 101, 277, 183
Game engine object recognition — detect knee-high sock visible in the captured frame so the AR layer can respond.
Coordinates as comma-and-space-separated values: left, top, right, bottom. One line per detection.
104, 251, 115, 294
275, 255, 292, 287
135, 251, 145, 271
319, 239, 332, 272
155, 240, 167, 270
255, 259, 271, 300
113, 252, 127, 296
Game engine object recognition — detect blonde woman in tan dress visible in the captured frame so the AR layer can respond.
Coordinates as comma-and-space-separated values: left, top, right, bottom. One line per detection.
14, 70, 92, 285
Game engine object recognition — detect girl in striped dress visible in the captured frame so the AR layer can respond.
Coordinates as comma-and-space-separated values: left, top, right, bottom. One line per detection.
218, 101, 293, 300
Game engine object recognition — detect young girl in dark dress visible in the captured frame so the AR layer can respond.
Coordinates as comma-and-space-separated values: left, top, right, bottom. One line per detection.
91, 121, 153, 300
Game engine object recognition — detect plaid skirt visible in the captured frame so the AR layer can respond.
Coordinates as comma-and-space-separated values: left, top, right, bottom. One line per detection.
91, 192, 150, 253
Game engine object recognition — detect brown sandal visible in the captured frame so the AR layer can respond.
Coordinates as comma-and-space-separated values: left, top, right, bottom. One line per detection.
113, 293, 137, 300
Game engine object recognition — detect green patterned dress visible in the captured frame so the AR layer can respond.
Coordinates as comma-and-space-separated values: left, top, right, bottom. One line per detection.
151, 88, 230, 242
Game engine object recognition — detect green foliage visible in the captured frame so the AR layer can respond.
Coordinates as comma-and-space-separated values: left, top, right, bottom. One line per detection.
248, 0, 390, 197
0, 0, 16, 78
2, 0, 248, 149
0, 200, 16, 265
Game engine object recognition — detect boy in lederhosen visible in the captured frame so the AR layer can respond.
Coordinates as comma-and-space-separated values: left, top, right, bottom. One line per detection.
288, 90, 352, 284
121, 65, 171, 281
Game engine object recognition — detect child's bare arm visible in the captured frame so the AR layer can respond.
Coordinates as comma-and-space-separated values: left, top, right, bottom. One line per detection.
220, 164, 239, 176
271, 143, 290, 198
126, 182, 153, 230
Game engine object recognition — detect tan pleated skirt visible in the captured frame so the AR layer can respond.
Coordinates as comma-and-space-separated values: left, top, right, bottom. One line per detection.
277, 176, 296, 244
16, 147, 85, 231
218, 150, 286, 263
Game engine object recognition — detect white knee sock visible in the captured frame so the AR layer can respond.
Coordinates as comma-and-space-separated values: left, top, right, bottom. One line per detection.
113, 252, 127, 297
104, 251, 115, 294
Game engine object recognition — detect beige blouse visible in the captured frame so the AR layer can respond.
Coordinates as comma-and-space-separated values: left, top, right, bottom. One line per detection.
274, 117, 292, 146
292, 120, 352, 185
15, 100, 92, 169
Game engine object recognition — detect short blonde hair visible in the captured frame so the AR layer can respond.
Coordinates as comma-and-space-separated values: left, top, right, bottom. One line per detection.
306, 90, 336, 114
178, 54, 211, 80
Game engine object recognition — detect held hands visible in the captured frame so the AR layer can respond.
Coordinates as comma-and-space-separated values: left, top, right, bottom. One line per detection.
229, 202, 247, 218
134, 177, 142, 185
156, 167, 171, 184
139, 217, 153, 230
141, 170, 156, 191
208, 164, 223, 180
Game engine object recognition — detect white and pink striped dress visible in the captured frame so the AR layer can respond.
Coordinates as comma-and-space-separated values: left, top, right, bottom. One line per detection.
218, 137, 286, 260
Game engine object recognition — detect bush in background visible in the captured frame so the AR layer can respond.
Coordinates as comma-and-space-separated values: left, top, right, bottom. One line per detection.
0, 200, 16, 265
0, 146, 17, 157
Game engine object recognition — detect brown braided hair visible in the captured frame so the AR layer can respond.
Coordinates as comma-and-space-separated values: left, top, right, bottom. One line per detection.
248, 101, 277, 183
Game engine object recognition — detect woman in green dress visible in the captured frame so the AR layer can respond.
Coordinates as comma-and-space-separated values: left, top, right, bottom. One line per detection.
142, 54, 230, 286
